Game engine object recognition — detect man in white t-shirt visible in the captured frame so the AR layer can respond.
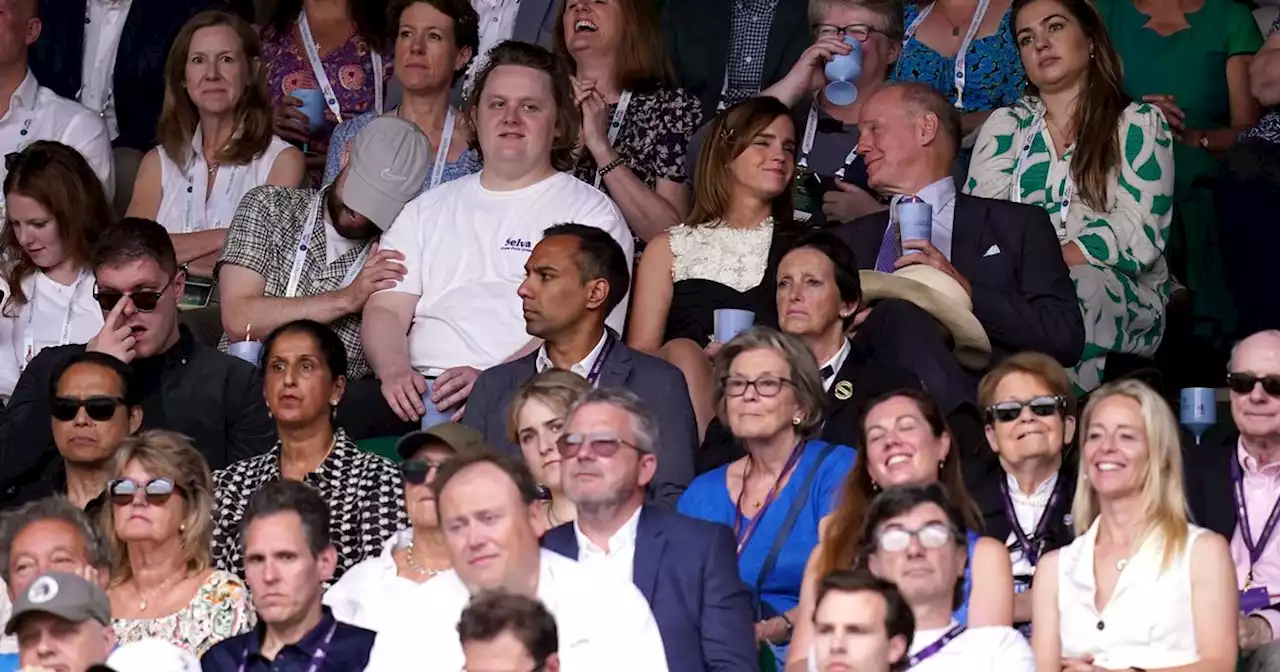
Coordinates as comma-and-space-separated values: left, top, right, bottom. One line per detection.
363, 451, 667, 671
361, 40, 632, 436
863, 484, 1033, 672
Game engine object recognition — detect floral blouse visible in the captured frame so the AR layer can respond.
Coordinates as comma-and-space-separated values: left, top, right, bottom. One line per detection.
212, 429, 407, 581
111, 570, 254, 658
571, 87, 704, 190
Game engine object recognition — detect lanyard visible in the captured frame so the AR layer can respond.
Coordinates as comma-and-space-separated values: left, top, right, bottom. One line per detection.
904, 624, 966, 668
903, 0, 992, 110
799, 105, 861, 178
733, 441, 805, 556
283, 194, 372, 298
238, 621, 337, 672
297, 12, 384, 124
1231, 456, 1280, 584
1010, 116, 1072, 240
593, 90, 633, 188
21, 270, 89, 371
999, 473, 1064, 568
584, 333, 616, 385
428, 108, 456, 190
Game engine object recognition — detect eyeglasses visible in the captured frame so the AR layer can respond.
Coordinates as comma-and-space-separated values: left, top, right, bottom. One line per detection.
401, 458, 447, 485
107, 478, 180, 507
93, 275, 176, 312
556, 432, 640, 459
813, 23, 890, 42
876, 522, 955, 552
1227, 372, 1280, 397
985, 395, 1067, 423
723, 376, 793, 398
52, 396, 125, 422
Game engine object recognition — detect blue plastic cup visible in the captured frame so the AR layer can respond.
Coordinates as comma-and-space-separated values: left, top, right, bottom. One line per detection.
1179, 387, 1217, 445
228, 341, 263, 366
714, 309, 755, 344
898, 198, 933, 254
823, 37, 863, 107
420, 379, 453, 429
292, 88, 328, 135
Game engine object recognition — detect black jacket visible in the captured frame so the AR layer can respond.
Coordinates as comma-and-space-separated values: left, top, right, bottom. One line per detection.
0, 326, 275, 508
973, 457, 1079, 561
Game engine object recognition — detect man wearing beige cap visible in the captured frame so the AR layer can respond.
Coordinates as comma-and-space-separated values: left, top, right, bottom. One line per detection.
215, 116, 432, 381
7, 571, 113, 672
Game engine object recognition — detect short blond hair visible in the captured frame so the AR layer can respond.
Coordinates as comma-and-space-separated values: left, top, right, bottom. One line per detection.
101, 430, 215, 586
505, 369, 592, 445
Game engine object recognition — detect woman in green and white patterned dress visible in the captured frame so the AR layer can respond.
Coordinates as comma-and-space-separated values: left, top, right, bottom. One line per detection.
966, 0, 1175, 393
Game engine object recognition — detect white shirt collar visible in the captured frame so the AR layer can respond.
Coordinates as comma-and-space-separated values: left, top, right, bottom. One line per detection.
572, 506, 642, 557
10, 71, 38, 115
535, 330, 610, 378
1004, 470, 1058, 506
820, 339, 852, 392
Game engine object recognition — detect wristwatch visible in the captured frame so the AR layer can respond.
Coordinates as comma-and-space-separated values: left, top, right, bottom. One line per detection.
1197, 133, 1210, 150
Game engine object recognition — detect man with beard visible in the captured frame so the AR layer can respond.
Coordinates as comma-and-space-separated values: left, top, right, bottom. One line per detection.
216, 116, 431, 380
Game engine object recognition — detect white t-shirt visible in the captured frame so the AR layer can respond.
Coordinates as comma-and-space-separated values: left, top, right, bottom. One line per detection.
0, 71, 114, 213
906, 624, 1034, 672
379, 171, 633, 375
363, 548, 669, 671
0, 270, 103, 398
323, 529, 441, 634
156, 132, 292, 234
80, 0, 132, 140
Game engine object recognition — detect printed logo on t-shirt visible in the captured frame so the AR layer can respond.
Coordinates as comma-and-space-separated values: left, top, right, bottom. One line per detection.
501, 238, 533, 252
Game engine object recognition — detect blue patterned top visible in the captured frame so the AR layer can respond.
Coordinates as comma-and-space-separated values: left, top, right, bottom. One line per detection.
321, 110, 482, 191
891, 2, 1026, 113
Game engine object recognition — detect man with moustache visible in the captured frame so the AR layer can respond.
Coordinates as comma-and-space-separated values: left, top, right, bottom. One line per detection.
364, 451, 667, 671
1185, 330, 1280, 670
541, 388, 757, 672
0, 217, 274, 493
809, 570, 914, 672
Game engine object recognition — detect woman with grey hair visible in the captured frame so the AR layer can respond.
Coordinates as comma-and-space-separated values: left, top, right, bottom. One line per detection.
677, 326, 856, 664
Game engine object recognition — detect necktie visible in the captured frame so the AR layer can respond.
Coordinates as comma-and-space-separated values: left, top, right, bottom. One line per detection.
874, 196, 904, 273
820, 365, 835, 380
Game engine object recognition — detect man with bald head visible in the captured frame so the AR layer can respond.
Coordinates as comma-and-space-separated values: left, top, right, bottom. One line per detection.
0, 0, 112, 208
1185, 330, 1280, 670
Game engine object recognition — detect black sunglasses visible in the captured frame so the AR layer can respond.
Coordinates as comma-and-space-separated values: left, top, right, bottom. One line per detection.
986, 395, 1067, 423
400, 458, 448, 485
107, 478, 179, 507
52, 396, 125, 422
93, 275, 176, 312
1227, 372, 1280, 397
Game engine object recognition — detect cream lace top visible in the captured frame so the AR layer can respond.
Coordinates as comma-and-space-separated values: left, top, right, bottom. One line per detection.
667, 217, 774, 292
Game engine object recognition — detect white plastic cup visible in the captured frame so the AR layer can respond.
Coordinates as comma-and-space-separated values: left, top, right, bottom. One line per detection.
420, 379, 452, 429
714, 309, 755, 344
228, 340, 263, 366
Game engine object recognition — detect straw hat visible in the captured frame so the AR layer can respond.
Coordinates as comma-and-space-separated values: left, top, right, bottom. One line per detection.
859, 265, 992, 370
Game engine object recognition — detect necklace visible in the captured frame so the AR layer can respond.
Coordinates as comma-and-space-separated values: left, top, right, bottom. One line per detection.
137, 573, 183, 611
403, 537, 445, 577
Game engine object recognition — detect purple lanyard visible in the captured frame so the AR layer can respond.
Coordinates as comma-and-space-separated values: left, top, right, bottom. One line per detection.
1231, 456, 1280, 579
238, 621, 337, 672
585, 334, 616, 385
904, 624, 966, 669
999, 474, 1064, 567
732, 441, 805, 556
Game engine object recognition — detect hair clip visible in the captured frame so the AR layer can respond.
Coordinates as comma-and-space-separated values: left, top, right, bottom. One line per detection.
719, 126, 736, 142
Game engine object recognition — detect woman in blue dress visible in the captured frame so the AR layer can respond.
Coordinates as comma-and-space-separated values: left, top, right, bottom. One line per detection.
677, 327, 856, 664
786, 387, 1015, 669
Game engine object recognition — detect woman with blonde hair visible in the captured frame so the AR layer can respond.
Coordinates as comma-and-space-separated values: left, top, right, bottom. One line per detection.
1031, 379, 1237, 670
506, 369, 592, 535
102, 430, 254, 656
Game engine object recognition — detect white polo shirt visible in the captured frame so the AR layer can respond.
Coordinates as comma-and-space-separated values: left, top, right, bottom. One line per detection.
379, 171, 633, 376
362, 548, 669, 671
906, 624, 1034, 672
79, 0, 131, 140
0, 71, 114, 210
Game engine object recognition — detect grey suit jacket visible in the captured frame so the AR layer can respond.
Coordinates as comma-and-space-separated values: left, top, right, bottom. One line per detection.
462, 338, 697, 507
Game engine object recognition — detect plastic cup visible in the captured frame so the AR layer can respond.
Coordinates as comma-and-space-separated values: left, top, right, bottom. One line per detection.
420, 379, 453, 429
898, 199, 933, 254
714, 309, 755, 344
228, 340, 263, 366
823, 37, 863, 107
292, 88, 328, 135
1179, 387, 1217, 445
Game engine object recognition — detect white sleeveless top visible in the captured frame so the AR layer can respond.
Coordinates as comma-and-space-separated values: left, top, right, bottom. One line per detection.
667, 217, 774, 292
155, 129, 291, 234
0, 269, 102, 399
1056, 518, 1205, 669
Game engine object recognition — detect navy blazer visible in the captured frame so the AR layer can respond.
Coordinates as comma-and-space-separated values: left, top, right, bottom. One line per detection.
30, 0, 223, 151
829, 193, 1085, 367
542, 506, 760, 672
461, 335, 697, 507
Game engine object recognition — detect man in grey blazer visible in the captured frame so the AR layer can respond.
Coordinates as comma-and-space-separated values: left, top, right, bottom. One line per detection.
461, 224, 696, 507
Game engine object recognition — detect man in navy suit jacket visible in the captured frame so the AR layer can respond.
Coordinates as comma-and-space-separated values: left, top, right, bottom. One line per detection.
542, 387, 759, 672
463, 224, 697, 506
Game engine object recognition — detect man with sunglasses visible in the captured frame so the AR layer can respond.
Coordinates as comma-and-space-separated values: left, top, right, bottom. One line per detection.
862, 484, 1032, 671
0, 218, 275, 501
364, 451, 667, 671
459, 590, 561, 672
541, 388, 757, 672
1185, 330, 1280, 669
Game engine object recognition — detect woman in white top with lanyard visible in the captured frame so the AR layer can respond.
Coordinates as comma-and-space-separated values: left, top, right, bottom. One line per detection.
553, 0, 702, 242
127, 11, 304, 280
965, 0, 1174, 394
1031, 379, 1238, 671
322, 0, 482, 194
0, 141, 114, 400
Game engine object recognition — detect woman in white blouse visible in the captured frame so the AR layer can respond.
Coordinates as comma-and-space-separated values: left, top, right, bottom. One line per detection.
0, 141, 114, 400
127, 10, 304, 279
1031, 379, 1238, 671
